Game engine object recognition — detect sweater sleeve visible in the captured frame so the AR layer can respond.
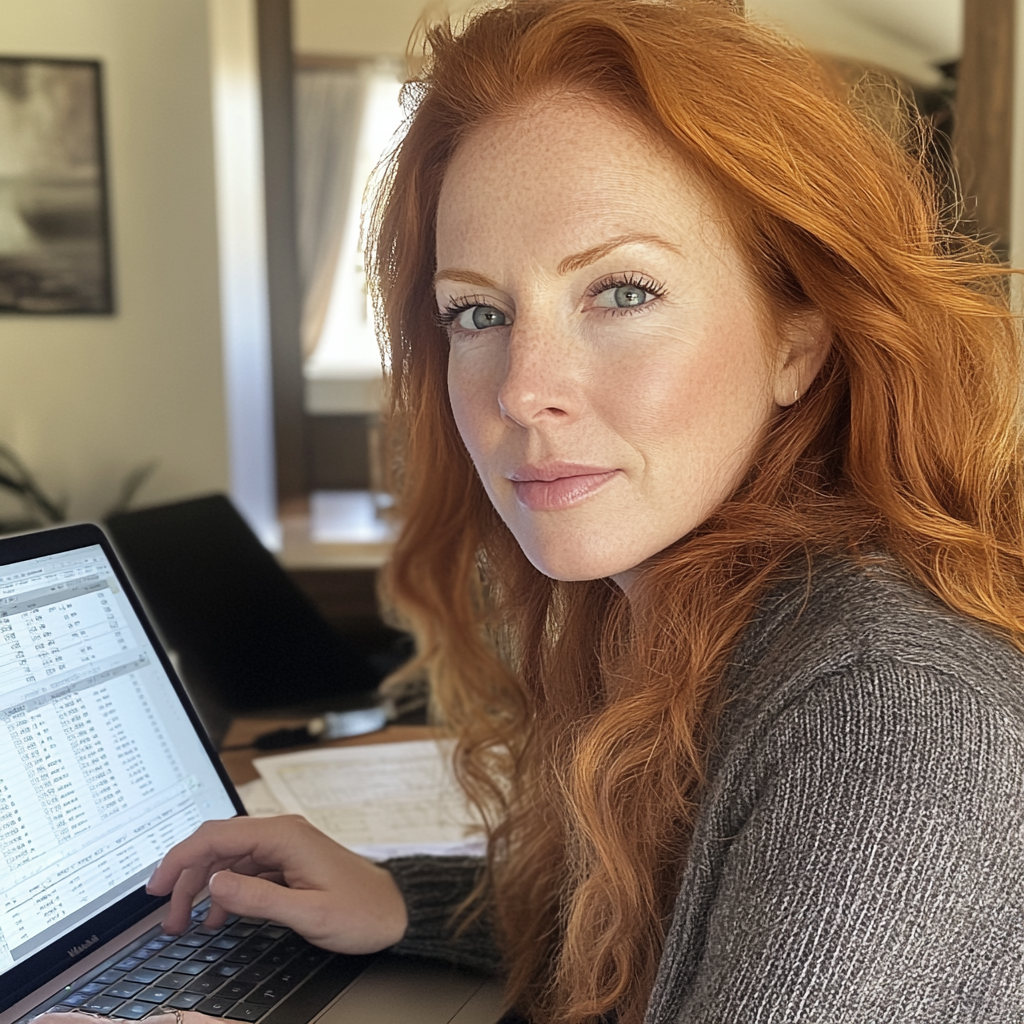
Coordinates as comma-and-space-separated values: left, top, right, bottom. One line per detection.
648, 663, 1024, 1024
381, 855, 503, 974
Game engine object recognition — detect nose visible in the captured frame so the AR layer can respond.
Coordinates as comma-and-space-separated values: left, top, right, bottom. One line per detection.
497, 317, 581, 427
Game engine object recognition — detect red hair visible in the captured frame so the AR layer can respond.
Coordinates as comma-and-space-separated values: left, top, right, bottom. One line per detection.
367, 3, 1024, 1021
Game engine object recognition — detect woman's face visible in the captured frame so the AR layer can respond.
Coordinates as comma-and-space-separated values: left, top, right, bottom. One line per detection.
436, 94, 824, 588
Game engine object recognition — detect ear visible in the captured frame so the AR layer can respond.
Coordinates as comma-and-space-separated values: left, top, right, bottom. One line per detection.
773, 310, 830, 407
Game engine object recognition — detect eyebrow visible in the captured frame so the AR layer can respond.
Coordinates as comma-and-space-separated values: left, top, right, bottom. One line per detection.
556, 233, 683, 274
433, 233, 683, 289
432, 269, 499, 289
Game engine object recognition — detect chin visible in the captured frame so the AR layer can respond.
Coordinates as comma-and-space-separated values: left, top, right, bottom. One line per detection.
520, 541, 637, 583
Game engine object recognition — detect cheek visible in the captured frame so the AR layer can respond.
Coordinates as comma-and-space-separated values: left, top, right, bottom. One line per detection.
447, 352, 497, 460
600, 319, 774, 470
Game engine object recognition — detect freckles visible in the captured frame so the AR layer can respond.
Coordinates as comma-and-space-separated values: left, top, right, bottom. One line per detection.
447, 361, 478, 447
448, 359, 502, 462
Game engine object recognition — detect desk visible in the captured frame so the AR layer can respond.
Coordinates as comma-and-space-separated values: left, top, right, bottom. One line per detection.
219, 718, 437, 786
278, 498, 392, 571
276, 497, 405, 672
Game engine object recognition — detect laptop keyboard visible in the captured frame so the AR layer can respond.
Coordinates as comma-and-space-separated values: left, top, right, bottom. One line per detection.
26, 901, 336, 1023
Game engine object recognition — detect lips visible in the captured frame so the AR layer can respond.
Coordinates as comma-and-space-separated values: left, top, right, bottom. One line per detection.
509, 463, 619, 511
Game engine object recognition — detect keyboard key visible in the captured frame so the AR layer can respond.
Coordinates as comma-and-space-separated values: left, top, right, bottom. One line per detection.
104, 983, 145, 999
143, 956, 179, 972
224, 949, 261, 964
233, 963, 276, 986
213, 963, 243, 977
176, 933, 210, 947
227, 925, 258, 938
192, 947, 228, 963
196, 913, 238, 932
208, 935, 241, 949
238, 917, 263, 925
184, 972, 223, 995
196, 995, 238, 1015
62, 993, 89, 1007
136, 985, 177, 1003
114, 957, 146, 971
95, 970, 125, 984
224, 1003, 267, 1021
166, 992, 207, 1010
81, 996, 124, 1014
160, 945, 195, 960
124, 969, 162, 985
163, 973, 195, 988
174, 960, 208, 975
260, 926, 288, 940
79, 982, 106, 995
291, 949, 332, 972
112, 1002, 153, 1020
246, 984, 287, 1007
267, 965, 311, 990
260, 946, 301, 969
217, 981, 254, 1000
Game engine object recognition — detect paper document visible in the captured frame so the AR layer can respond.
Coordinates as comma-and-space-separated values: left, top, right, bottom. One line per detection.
252, 740, 486, 861
236, 777, 285, 817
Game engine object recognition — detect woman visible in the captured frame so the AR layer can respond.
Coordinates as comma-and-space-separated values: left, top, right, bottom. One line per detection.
61, 1, 1024, 1021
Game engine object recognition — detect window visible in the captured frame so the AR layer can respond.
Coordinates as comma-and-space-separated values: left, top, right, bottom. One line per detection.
296, 59, 405, 415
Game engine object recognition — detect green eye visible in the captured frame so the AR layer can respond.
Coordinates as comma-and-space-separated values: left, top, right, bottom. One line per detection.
457, 305, 508, 330
613, 285, 646, 307
592, 281, 658, 310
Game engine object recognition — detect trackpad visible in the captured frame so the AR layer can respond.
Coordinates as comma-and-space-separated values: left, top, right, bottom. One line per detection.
316, 954, 505, 1024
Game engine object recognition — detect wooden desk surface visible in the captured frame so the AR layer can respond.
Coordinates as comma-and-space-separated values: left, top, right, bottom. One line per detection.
219, 718, 438, 786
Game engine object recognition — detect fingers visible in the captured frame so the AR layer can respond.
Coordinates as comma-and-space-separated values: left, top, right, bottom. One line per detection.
206, 870, 319, 933
148, 818, 272, 896
148, 817, 305, 933
140, 814, 406, 955
162, 865, 212, 935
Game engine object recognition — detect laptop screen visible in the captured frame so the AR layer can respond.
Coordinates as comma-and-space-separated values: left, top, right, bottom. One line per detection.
0, 540, 237, 981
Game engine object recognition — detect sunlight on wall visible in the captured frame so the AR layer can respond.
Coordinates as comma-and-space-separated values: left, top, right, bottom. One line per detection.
208, 0, 279, 548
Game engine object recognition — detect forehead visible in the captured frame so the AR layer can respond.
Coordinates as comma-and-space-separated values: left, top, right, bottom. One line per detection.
435, 93, 732, 266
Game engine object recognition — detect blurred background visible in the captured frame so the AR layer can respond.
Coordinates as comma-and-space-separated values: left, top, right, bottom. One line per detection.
0, 0, 1021, 658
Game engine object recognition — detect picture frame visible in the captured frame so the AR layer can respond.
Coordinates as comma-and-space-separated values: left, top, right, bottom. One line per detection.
0, 57, 114, 314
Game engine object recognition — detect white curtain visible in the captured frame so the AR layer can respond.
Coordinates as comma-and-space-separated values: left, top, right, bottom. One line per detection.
294, 68, 365, 359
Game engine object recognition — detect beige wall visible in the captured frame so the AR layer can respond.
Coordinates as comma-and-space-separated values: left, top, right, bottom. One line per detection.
746, 0, 961, 87
294, 0, 473, 56
1, 0, 229, 522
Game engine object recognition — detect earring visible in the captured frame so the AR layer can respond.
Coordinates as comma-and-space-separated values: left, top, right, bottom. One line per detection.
793, 389, 799, 403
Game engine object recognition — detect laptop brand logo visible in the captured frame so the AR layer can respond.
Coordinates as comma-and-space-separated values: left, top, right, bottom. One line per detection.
67, 935, 100, 959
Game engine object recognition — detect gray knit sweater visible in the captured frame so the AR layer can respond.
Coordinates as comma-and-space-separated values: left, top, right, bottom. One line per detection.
384, 557, 1024, 1022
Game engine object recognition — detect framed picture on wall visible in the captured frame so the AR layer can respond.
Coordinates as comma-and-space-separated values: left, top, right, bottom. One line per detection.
0, 57, 114, 314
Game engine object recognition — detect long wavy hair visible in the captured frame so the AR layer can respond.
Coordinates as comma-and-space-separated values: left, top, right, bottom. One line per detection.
366, 2, 1024, 1021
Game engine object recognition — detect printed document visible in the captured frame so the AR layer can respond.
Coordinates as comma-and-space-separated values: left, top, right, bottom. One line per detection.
247, 740, 485, 861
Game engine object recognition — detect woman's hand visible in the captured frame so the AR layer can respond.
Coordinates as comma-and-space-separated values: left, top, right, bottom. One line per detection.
145, 815, 408, 955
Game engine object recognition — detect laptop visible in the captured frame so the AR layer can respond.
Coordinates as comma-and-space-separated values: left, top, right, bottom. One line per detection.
0, 523, 504, 1024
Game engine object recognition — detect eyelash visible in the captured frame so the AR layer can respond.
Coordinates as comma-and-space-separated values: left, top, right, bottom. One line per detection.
436, 295, 495, 330
587, 273, 667, 307
437, 274, 668, 330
